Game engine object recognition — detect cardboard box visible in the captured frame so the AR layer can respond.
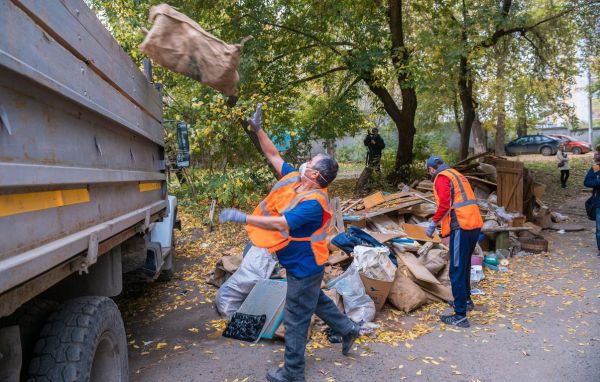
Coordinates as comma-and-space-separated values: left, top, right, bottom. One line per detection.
359, 273, 393, 311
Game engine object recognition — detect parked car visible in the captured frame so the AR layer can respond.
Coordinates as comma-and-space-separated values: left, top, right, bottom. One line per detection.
548, 134, 592, 155
505, 134, 561, 156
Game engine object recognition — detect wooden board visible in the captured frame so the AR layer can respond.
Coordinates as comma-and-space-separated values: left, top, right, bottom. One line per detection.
363, 191, 386, 209
370, 232, 404, 243
401, 223, 441, 243
14, 0, 162, 121
497, 161, 524, 213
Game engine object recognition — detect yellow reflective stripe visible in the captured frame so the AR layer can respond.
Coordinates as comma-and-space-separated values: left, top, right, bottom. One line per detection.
0, 188, 90, 217
139, 182, 161, 192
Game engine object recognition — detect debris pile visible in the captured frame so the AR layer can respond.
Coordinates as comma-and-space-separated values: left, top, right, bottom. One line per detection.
209, 153, 571, 342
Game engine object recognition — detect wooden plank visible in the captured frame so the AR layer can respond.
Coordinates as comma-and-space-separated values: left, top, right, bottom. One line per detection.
13, 0, 162, 121
362, 199, 424, 218
0, 1, 164, 145
401, 223, 441, 243
363, 191, 386, 209
497, 162, 523, 213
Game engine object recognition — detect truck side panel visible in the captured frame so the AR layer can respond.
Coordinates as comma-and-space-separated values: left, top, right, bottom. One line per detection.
0, 0, 166, 308
12, 0, 163, 121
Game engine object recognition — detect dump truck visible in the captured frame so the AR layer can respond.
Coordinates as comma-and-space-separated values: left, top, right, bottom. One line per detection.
0, 1, 189, 380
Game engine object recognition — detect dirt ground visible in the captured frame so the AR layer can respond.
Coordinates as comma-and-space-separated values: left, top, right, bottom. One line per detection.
118, 156, 600, 382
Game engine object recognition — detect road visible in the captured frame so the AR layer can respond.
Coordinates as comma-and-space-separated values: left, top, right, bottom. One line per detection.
118, 165, 600, 382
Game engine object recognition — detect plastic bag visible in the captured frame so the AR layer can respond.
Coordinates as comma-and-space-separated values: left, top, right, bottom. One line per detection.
470, 265, 484, 283
352, 246, 396, 282
215, 246, 278, 318
327, 261, 376, 323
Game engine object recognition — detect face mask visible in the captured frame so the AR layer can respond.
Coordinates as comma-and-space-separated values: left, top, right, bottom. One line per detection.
299, 162, 308, 178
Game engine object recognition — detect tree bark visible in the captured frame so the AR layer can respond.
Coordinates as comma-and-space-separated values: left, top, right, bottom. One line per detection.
495, 47, 507, 155
472, 115, 487, 154
458, 55, 476, 159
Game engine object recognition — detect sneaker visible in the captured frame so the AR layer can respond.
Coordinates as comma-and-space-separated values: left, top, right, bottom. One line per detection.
448, 300, 475, 311
325, 327, 342, 344
266, 367, 305, 382
342, 321, 361, 356
440, 314, 470, 328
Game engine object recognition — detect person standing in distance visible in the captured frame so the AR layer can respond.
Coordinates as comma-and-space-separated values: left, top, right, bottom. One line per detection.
363, 128, 385, 172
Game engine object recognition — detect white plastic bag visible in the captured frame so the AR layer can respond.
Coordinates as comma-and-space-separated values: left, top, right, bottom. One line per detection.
215, 246, 278, 318
470, 265, 484, 283
352, 245, 396, 282
327, 261, 376, 323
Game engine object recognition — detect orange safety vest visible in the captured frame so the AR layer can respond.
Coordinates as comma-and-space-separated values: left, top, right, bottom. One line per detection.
433, 168, 483, 237
245, 171, 332, 265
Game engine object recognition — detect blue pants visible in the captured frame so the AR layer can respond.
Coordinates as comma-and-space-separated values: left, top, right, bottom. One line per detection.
284, 271, 354, 377
596, 208, 600, 250
449, 228, 481, 315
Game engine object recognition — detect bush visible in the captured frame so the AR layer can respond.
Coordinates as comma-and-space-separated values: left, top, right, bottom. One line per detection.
170, 166, 274, 216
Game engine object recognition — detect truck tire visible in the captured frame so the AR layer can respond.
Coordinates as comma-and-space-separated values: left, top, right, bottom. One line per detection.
0, 299, 58, 380
27, 297, 127, 382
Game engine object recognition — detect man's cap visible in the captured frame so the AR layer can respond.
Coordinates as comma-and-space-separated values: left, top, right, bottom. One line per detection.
426, 155, 444, 168
372, 128, 379, 133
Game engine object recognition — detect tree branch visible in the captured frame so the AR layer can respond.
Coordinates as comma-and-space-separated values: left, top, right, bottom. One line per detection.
287, 66, 349, 87
266, 43, 352, 64
478, 2, 599, 48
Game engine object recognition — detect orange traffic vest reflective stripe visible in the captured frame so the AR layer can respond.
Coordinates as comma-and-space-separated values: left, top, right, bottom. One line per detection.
245, 171, 332, 265
433, 168, 483, 237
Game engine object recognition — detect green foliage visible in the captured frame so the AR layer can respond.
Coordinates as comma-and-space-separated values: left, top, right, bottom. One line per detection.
170, 167, 274, 214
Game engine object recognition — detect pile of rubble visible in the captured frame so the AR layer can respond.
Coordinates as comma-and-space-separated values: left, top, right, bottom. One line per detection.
208, 154, 574, 342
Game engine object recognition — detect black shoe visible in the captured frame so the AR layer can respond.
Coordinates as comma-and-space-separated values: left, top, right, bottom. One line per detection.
440, 314, 470, 328
326, 327, 342, 344
448, 300, 475, 311
266, 367, 305, 382
342, 321, 361, 356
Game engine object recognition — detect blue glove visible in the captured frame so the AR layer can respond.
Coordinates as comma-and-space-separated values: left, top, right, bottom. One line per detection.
247, 103, 262, 132
219, 208, 247, 224
425, 222, 437, 238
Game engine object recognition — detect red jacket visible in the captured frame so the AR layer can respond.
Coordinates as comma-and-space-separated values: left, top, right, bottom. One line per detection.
432, 175, 451, 224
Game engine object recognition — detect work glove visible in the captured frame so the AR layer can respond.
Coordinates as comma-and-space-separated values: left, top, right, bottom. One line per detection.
247, 103, 263, 132
219, 208, 247, 224
425, 222, 437, 238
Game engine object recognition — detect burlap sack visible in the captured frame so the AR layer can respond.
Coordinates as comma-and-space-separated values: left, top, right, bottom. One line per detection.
419, 249, 448, 276
140, 4, 249, 96
388, 263, 428, 313
207, 254, 243, 287
437, 261, 451, 288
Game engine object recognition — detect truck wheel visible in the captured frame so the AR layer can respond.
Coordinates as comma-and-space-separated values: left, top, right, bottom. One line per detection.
572, 147, 582, 155
27, 297, 127, 382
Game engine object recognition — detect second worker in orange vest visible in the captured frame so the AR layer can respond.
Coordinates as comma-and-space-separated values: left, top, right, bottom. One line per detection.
425, 156, 483, 329
219, 104, 360, 382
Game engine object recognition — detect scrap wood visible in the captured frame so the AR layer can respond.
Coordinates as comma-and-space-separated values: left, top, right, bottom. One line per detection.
368, 214, 404, 233
370, 232, 404, 243
452, 151, 491, 168
342, 199, 362, 213
401, 223, 441, 243
362, 191, 386, 209
465, 175, 497, 187
546, 223, 585, 232
481, 226, 533, 233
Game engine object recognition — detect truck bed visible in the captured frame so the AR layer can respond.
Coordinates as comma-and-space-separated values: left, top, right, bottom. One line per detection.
0, 0, 166, 314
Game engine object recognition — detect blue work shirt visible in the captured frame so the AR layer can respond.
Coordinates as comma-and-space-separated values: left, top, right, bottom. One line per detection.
276, 162, 325, 278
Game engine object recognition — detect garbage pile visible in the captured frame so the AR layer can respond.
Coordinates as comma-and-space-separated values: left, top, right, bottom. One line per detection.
208, 153, 572, 341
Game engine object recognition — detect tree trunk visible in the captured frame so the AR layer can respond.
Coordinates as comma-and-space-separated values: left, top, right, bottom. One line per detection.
517, 116, 528, 137
494, 44, 507, 155
472, 115, 487, 154
458, 56, 476, 159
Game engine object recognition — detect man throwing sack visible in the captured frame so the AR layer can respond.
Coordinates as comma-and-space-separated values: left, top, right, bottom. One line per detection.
425, 156, 483, 328
219, 104, 360, 382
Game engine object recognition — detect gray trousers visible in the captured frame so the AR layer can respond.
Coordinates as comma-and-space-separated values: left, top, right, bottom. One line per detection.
283, 270, 354, 377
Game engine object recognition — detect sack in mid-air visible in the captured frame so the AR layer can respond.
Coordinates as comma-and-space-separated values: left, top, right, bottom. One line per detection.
140, 4, 250, 96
